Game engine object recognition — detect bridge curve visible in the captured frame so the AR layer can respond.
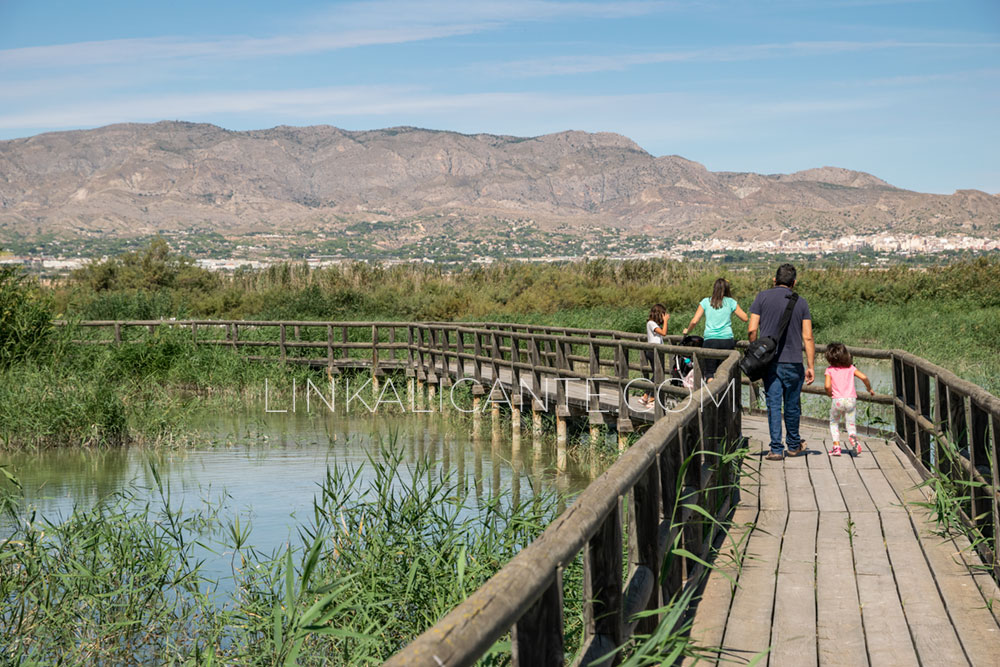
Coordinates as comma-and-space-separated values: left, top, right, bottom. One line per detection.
62, 319, 1000, 665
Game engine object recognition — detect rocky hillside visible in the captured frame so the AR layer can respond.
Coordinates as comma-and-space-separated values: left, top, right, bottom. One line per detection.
1, 121, 997, 243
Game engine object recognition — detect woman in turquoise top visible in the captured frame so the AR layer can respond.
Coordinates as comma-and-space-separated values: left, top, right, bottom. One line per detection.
682, 278, 749, 380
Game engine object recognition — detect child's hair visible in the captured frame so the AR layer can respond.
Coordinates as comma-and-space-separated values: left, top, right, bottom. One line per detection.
710, 278, 731, 309
825, 342, 852, 368
648, 303, 667, 323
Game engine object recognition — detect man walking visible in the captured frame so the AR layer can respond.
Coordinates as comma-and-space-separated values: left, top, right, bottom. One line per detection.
748, 264, 815, 460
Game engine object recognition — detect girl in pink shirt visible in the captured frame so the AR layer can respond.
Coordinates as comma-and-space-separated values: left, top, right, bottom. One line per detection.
824, 343, 874, 456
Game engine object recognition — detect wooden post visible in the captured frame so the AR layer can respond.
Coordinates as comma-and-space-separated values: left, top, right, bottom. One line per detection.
892, 354, 906, 447
556, 407, 568, 472
616, 343, 629, 416
915, 368, 932, 463
326, 324, 334, 371
992, 412, 1000, 579
191, 322, 197, 344
554, 341, 568, 417
510, 335, 522, 409
936, 374, 950, 468
968, 399, 990, 535
426, 328, 436, 379
490, 331, 502, 390
231, 323, 238, 350
407, 326, 415, 369
628, 460, 662, 635
474, 332, 484, 386
456, 330, 466, 378
279, 324, 287, 363
372, 324, 380, 394
512, 403, 522, 447
660, 430, 683, 597
472, 391, 483, 438
680, 419, 702, 582
588, 339, 602, 416
492, 392, 502, 441
903, 361, 918, 454
293, 324, 301, 340
581, 505, 624, 666
590, 422, 602, 448
113, 322, 122, 345
529, 337, 543, 411
491, 421, 501, 497
511, 572, 565, 667
653, 348, 665, 420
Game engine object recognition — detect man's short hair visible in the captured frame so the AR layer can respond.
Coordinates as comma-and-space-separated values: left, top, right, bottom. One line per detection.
775, 263, 796, 287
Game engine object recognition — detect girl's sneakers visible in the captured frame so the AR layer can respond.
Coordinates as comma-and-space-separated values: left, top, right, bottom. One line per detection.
849, 435, 862, 456
828, 443, 842, 457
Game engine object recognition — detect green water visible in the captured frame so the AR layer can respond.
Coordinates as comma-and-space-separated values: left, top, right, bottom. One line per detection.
0, 408, 599, 583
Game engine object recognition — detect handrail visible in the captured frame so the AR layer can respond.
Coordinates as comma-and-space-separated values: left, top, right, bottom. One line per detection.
392, 327, 744, 665
59, 318, 1000, 659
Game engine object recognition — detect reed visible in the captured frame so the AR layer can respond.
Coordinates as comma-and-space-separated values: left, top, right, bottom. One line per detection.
1, 429, 758, 664
0, 439, 564, 664
48, 246, 1000, 393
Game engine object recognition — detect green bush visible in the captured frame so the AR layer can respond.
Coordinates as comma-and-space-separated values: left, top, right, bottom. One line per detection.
0, 264, 53, 368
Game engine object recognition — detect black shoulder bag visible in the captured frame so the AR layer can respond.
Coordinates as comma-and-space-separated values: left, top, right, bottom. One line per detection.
740, 292, 799, 382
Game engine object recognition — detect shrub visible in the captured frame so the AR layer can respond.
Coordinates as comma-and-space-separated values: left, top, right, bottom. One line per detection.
0, 264, 52, 368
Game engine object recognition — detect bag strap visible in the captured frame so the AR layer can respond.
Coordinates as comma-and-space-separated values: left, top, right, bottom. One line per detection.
774, 292, 799, 348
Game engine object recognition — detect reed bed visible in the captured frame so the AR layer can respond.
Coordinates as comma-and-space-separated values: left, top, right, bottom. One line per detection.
1, 432, 752, 665
47, 246, 1000, 393
0, 441, 562, 664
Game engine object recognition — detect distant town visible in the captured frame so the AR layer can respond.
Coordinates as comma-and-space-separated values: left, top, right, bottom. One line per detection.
2, 232, 997, 275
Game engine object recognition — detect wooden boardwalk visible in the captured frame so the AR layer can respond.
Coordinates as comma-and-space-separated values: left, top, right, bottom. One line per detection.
687, 417, 1000, 666
65, 319, 1000, 665
441, 359, 1000, 664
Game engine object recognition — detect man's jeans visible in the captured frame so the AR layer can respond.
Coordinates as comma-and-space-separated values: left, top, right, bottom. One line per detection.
763, 362, 804, 454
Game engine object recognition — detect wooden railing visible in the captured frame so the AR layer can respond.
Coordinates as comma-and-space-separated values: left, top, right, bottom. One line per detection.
58, 319, 1000, 662
392, 325, 744, 666
54, 319, 413, 371
889, 350, 1000, 580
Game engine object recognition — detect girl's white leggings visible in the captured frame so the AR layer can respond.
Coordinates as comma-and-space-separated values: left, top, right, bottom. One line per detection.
829, 397, 857, 442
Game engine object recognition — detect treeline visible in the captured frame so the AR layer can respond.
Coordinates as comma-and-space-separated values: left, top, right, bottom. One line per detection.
49, 239, 999, 393
55, 238, 1000, 325
1, 239, 999, 445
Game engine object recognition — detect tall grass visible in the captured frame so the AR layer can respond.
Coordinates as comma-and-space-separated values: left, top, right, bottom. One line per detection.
50, 247, 1000, 393
0, 440, 566, 664
0, 325, 320, 450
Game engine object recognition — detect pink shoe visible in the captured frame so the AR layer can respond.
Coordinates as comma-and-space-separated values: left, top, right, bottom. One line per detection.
828, 444, 842, 457
849, 435, 861, 456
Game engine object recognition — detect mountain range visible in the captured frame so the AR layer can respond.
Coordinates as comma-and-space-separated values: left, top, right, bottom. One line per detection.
1, 121, 998, 247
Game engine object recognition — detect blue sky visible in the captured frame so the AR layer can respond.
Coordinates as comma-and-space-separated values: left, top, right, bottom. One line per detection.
0, 0, 997, 193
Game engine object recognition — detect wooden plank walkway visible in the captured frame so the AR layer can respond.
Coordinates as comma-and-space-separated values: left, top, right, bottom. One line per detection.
425, 355, 1000, 665
686, 418, 1000, 666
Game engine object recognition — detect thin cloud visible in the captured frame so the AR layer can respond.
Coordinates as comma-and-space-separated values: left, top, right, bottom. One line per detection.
859, 68, 1000, 87
314, 0, 672, 26
0, 25, 486, 70
0, 1, 669, 70
483, 40, 1000, 77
